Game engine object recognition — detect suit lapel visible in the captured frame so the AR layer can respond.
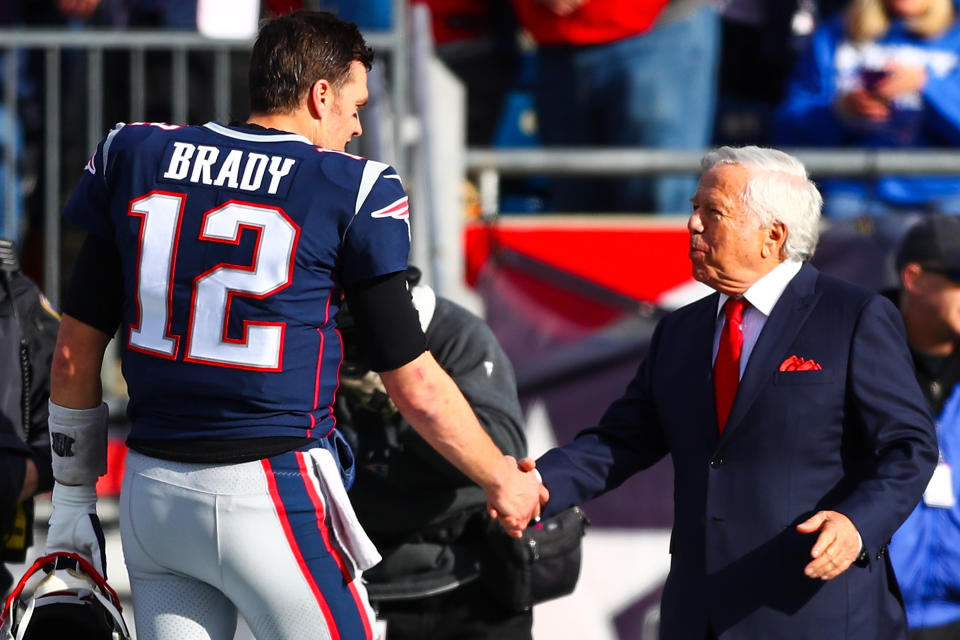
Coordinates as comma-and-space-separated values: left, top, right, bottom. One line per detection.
691, 292, 722, 440
720, 263, 822, 439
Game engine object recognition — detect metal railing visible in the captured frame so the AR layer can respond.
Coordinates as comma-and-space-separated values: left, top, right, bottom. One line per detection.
6, 16, 960, 303
0, 5, 409, 305
466, 147, 960, 218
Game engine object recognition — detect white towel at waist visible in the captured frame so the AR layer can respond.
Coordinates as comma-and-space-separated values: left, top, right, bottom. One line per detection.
306, 447, 382, 574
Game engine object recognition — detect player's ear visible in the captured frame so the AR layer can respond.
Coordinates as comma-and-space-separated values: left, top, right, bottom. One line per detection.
308, 78, 334, 117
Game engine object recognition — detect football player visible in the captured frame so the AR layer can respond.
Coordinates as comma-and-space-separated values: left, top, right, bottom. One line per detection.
43, 10, 542, 640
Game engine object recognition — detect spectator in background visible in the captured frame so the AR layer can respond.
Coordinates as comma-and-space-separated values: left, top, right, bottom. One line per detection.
889, 215, 960, 639
0, 3, 49, 253
336, 268, 531, 640
775, 0, 960, 219
511, 0, 720, 214
412, 0, 519, 148
0, 107, 25, 247
51, 0, 197, 28
715, 0, 848, 146
0, 239, 58, 595
272, 0, 519, 148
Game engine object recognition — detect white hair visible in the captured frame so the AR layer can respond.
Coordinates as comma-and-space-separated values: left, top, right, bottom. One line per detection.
701, 146, 823, 262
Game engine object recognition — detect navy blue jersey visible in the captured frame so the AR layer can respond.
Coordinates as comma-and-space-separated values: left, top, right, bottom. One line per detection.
63, 121, 411, 442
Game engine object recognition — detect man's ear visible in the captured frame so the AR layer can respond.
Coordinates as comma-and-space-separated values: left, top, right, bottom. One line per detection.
307, 78, 334, 118
761, 221, 786, 259
901, 263, 923, 294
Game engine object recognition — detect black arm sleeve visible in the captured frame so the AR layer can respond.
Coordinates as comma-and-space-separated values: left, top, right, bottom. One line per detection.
344, 271, 426, 372
62, 232, 123, 336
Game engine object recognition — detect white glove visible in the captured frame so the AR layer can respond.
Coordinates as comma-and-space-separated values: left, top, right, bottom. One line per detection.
46, 482, 107, 578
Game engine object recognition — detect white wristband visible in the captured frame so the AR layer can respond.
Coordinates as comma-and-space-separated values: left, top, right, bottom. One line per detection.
51, 481, 98, 507
49, 401, 109, 485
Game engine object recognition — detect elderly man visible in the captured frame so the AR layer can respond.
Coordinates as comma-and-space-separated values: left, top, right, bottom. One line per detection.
526, 146, 938, 639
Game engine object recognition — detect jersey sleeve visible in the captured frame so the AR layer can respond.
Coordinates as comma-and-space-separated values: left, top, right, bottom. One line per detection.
340, 161, 411, 287
61, 123, 126, 239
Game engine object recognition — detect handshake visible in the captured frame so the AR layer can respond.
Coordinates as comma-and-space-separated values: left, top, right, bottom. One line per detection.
485, 456, 551, 538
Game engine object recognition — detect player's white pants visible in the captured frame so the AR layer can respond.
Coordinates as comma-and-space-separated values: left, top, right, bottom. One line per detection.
119, 447, 378, 640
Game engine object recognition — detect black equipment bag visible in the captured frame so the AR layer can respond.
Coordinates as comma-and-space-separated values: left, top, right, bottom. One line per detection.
481, 506, 589, 612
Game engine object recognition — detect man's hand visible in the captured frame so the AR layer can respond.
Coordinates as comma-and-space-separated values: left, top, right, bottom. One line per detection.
796, 510, 861, 580
517, 456, 550, 508
485, 456, 543, 538
46, 482, 107, 578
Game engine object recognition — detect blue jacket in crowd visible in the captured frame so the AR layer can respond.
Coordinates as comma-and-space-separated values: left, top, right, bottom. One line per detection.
891, 382, 960, 630
775, 7, 960, 210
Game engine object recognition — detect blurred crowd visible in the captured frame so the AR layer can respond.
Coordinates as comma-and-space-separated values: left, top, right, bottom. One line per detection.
336, 0, 960, 217
2, 0, 960, 243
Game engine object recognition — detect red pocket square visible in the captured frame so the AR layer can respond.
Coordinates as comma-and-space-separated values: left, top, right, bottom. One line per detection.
779, 355, 823, 372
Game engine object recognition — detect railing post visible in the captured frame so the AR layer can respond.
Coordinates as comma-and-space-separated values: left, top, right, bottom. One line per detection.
3, 48, 18, 244
129, 47, 145, 122
214, 48, 231, 124
479, 168, 499, 221
172, 47, 188, 125
87, 48, 103, 147
44, 47, 60, 305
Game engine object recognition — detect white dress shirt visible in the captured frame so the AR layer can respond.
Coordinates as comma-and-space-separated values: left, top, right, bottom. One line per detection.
712, 260, 804, 378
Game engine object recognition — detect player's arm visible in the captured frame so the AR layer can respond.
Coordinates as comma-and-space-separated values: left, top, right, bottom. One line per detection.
50, 314, 111, 410
407, 300, 526, 483
44, 232, 122, 577
345, 272, 541, 535
53, 231, 122, 409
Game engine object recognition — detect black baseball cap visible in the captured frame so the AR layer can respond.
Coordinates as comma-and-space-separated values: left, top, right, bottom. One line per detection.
896, 215, 960, 282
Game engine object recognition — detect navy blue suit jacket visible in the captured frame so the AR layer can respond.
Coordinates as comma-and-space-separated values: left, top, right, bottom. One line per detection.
538, 263, 938, 639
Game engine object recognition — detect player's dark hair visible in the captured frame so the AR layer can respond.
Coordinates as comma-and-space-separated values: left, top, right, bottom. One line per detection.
248, 10, 374, 115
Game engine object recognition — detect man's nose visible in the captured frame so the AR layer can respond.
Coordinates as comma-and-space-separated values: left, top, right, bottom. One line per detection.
688, 211, 703, 233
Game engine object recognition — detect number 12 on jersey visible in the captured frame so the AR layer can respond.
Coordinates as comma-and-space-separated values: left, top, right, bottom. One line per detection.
127, 191, 300, 371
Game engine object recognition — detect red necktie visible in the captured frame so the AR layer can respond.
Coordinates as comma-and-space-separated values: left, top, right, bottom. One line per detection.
714, 298, 748, 435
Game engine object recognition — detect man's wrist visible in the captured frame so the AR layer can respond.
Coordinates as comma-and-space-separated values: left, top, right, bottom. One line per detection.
482, 454, 518, 494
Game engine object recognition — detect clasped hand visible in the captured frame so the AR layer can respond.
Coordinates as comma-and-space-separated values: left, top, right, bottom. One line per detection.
486, 456, 550, 538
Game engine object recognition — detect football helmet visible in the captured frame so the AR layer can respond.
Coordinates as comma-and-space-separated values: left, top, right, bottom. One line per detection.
1, 552, 130, 640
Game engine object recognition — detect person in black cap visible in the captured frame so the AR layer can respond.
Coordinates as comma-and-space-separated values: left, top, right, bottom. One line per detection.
889, 214, 960, 639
